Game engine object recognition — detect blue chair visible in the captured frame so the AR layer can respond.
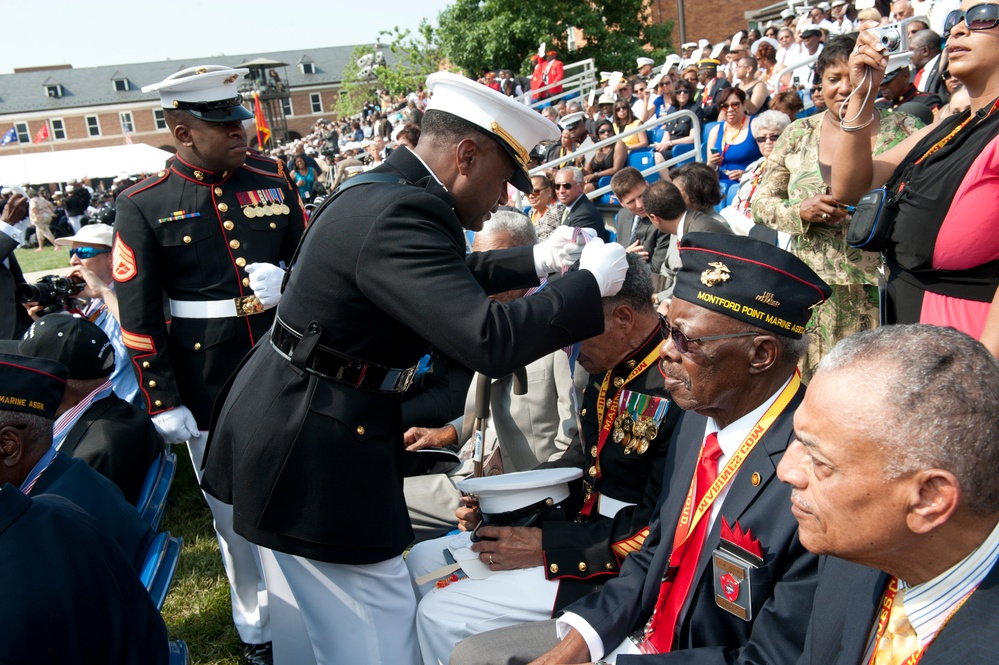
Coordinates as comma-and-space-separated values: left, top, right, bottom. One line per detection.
671, 143, 696, 164
650, 125, 666, 145
140, 531, 184, 611
701, 121, 722, 160
725, 182, 741, 207
627, 149, 660, 184
169, 639, 190, 665
594, 176, 615, 206
135, 450, 177, 531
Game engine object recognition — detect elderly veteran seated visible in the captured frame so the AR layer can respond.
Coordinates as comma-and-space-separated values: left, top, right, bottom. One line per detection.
404, 211, 584, 542
1, 314, 161, 504
779, 324, 999, 664
452, 233, 830, 665
407, 254, 681, 665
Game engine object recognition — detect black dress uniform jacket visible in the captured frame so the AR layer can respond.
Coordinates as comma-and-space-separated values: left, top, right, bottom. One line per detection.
0, 231, 31, 340
542, 330, 681, 612
59, 392, 163, 505
797, 555, 999, 665
202, 147, 605, 566
570, 384, 820, 665
0, 487, 169, 665
113, 152, 306, 427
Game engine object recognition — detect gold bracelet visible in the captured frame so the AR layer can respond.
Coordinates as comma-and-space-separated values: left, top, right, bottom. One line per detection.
841, 113, 876, 133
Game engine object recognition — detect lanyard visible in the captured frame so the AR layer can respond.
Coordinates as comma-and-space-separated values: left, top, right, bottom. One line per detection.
670, 371, 800, 554
720, 116, 747, 161
867, 577, 976, 665
915, 96, 999, 165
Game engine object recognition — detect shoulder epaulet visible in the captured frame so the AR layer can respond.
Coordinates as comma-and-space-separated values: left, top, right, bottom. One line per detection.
243, 152, 286, 180
122, 169, 170, 199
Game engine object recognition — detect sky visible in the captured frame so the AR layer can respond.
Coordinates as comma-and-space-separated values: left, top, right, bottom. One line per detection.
4, 0, 453, 73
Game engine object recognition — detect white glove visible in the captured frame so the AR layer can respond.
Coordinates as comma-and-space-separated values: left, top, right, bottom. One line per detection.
152, 406, 200, 444
245, 262, 285, 309
579, 239, 628, 297
532, 226, 596, 277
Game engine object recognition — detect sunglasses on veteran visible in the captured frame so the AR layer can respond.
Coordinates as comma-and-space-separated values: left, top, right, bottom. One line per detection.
755, 133, 782, 144
658, 314, 759, 354
945, 3, 999, 36
69, 247, 111, 259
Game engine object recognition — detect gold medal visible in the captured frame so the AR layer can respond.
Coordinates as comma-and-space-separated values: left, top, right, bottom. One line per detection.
612, 428, 625, 444
244, 206, 257, 218
281, 204, 290, 215
619, 413, 633, 433
645, 422, 659, 440
631, 420, 647, 439
637, 438, 650, 454
263, 204, 275, 216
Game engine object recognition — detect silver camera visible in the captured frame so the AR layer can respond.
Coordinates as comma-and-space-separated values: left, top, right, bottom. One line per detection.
868, 17, 916, 54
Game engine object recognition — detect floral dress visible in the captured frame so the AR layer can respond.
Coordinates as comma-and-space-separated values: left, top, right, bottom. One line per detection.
751, 109, 922, 379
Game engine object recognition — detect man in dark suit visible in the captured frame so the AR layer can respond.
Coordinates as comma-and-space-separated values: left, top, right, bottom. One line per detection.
610, 168, 672, 275
2, 314, 162, 504
643, 179, 733, 302
696, 59, 731, 124
778, 324, 999, 665
555, 167, 611, 242
0, 194, 31, 341
452, 233, 831, 665
201, 72, 628, 664
910, 29, 948, 102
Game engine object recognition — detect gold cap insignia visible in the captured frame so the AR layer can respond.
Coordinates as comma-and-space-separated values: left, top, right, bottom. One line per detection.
755, 291, 781, 308
700, 262, 731, 287
224, 74, 239, 84
196, 67, 208, 75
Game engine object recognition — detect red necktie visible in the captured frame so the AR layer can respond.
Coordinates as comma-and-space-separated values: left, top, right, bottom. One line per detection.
914, 68, 925, 90
646, 432, 724, 652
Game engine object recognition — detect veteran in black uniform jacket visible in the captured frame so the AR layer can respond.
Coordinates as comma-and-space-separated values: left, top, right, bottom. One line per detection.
202, 72, 629, 664
408, 255, 681, 664
113, 65, 305, 657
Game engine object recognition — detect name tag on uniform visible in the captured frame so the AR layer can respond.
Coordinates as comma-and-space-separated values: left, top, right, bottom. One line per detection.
711, 518, 765, 622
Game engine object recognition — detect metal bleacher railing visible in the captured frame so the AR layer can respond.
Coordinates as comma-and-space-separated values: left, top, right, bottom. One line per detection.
514, 59, 599, 110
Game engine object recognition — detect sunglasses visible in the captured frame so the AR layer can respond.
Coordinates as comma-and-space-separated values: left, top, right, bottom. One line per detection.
553, 182, 575, 190
658, 314, 759, 354
945, 3, 999, 35
720, 102, 743, 109
69, 247, 111, 259
675, 89, 691, 94
634, 87, 647, 93
529, 186, 550, 195
598, 129, 614, 135
755, 134, 782, 143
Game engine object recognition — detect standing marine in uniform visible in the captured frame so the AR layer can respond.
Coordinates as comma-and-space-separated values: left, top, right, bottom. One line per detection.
201, 72, 629, 664
113, 65, 306, 664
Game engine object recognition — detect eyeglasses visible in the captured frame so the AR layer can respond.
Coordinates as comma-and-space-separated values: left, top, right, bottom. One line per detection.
658, 314, 759, 354
553, 182, 575, 190
755, 133, 782, 143
634, 87, 647, 93
529, 186, 550, 195
945, 4, 999, 36
598, 129, 614, 135
941, 69, 953, 81
675, 89, 691, 95
616, 107, 630, 112
720, 102, 743, 109
69, 247, 110, 259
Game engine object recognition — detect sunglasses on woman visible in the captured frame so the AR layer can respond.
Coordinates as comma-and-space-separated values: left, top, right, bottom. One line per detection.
598, 128, 614, 135
944, 3, 999, 36
658, 315, 758, 354
719, 102, 743, 110
69, 247, 111, 259
755, 134, 782, 144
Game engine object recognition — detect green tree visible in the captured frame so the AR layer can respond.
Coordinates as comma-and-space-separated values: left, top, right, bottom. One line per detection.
334, 45, 377, 118
433, 0, 673, 77
375, 23, 442, 97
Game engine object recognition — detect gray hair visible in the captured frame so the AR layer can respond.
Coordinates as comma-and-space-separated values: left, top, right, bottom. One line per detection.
479, 210, 538, 247
752, 110, 792, 138
602, 253, 654, 314
818, 324, 999, 515
558, 167, 584, 184
0, 411, 53, 448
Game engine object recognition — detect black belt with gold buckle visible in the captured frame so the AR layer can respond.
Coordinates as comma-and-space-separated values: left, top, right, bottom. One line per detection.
271, 318, 417, 393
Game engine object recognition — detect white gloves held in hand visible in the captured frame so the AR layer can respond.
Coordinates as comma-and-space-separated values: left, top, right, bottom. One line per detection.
532, 226, 595, 277
245, 263, 285, 309
579, 239, 628, 298
152, 406, 200, 444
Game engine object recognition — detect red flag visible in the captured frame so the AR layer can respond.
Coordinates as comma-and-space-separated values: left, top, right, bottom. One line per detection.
253, 93, 271, 148
33, 124, 49, 144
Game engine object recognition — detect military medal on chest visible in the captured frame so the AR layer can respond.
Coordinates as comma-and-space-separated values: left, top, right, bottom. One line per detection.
615, 389, 670, 455
237, 188, 289, 218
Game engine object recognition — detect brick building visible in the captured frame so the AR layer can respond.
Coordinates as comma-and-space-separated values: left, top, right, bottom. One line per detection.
649, 0, 781, 50
0, 44, 379, 156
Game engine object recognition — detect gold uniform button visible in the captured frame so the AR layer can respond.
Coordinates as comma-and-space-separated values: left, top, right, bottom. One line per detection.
751, 472, 761, 487
158, 170, 166, 177
605, 562, 615, 570
218, 202, 229, 213
578, 562, 587, 572
229, 239, 240, 249
357, 425, 366, 436
242, 277, 250, 287
613, 376, 625, 388
154, 400, 163, 407
269, 222, 277, 229
549, 563, 559, 574
183, 235, 192, 244
590, 445, 598, 458
194, 170, 204, 181
148, 380, 157, 388
580, 408, 587, 417
626, 359, 637, 369
588, 465, 597, 477
235, 257, 246, 267
194, 342, 202, 351
214, 187, 223, 196
142, 361, 150, 369
224, 220, 234, 231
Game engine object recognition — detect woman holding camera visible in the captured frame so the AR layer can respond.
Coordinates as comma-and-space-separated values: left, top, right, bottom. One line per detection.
751, 34, 921, 378
833, 3, 999, 340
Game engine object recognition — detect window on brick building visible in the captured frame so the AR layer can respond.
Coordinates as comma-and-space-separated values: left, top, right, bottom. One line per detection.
51, 119, 66, 140
86, 116, 101, 137
282, 97, 293, 116
14, 123, 29, 143
310, 93, 322, 114
120, 112, 134, 134
153, 109, 167, 130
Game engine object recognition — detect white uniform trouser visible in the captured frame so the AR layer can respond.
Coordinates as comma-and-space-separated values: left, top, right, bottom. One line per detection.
186, 434, 269, 645
406, 536, 558, 665
259, 548, 419, 665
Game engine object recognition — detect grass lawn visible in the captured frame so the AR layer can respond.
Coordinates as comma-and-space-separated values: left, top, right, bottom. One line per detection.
161, 452, 244, 665
14, 245, 72, 275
